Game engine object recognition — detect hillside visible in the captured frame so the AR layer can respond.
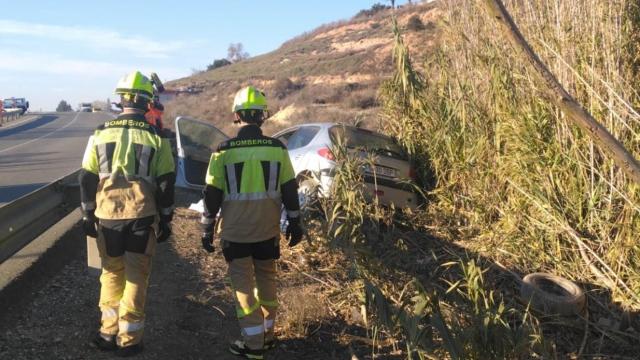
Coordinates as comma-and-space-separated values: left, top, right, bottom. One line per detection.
164, 2, 440, 135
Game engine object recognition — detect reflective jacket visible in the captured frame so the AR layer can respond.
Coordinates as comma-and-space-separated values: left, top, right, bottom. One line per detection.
202, 124, 300, 243
79, 113, 175, 220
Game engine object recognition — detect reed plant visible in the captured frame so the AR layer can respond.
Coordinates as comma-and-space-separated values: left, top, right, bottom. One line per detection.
317, 132, 547, 358
380, 0, 640, 310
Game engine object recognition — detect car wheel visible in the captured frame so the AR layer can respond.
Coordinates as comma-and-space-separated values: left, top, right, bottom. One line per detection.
519, 272, 586, 316
297, 174, 321, 214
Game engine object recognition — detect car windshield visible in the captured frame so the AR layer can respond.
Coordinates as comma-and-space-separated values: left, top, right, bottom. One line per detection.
329, 126, 407, 160
81, 103, 91, 107
3, 100, 13, 107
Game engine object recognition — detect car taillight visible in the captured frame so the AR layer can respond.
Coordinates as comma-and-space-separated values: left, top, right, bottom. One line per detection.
409, 167, 417, 180
318, 147, 335, 161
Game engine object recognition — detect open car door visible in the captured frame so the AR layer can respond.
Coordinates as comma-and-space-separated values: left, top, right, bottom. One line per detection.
175, 116, 229, 189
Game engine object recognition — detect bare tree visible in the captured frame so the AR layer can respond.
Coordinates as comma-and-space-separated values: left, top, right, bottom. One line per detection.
227, 43, 249, 63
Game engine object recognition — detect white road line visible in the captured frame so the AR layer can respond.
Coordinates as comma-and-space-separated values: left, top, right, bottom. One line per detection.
0, 112, 82, 155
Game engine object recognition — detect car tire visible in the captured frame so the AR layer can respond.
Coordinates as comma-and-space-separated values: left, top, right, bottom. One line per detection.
520, 272, 586, 316
297, 174, 321, 213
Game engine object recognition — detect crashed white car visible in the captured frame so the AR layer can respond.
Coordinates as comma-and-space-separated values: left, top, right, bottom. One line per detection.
174, 118, 418, 209
272, 123, 418, 209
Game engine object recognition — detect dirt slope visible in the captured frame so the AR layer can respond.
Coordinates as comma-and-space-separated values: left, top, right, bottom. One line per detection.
164, 2, 441, 135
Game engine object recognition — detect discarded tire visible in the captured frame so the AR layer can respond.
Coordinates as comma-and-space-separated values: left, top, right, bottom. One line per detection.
520, 272, 586, 316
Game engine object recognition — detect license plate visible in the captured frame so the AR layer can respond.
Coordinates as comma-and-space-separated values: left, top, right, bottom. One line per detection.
365, 165, 398, 178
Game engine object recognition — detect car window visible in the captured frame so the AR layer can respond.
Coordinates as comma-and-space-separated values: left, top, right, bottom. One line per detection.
286, 126, 321, 150
276, 129, 298, 147
176, 117, 229, 188
329, 125, 407, 160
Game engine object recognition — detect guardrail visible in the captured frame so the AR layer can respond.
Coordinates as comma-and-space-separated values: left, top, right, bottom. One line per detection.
0, 170, 80, 264
0, 109, 23, 126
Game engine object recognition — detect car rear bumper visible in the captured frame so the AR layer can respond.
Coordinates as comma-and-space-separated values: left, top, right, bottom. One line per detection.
318, 169, 418, 210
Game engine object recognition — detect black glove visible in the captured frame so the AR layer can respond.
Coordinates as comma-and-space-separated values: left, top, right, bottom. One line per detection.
157, 221, 171, 243
157, 212, 173, 243
201, 232, 215, 253
286, 216, 304, 247
82, 211, 98, 238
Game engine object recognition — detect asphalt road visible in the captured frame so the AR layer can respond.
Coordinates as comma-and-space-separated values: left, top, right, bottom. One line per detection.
0, 112, 113, 206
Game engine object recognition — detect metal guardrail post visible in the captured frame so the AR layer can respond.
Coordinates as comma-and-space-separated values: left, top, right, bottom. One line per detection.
0, 109, 22, 127
0, 170, 80, 264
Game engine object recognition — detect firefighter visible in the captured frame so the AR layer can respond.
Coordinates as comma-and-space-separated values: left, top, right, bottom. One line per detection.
200, 86, 304, 359
145, 95, 164, 129
79, 71, 176, 357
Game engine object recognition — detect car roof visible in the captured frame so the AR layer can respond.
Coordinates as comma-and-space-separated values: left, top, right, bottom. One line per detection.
274, 122, 389, 137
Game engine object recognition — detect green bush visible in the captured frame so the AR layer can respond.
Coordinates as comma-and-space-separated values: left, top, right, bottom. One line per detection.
355, 3, 390, 19
206, 58, 231, 71
56, 100, 72, 112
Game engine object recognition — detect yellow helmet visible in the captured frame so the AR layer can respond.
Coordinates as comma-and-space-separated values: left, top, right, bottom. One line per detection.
115, 71, 154, 100
232, 86, 267, 113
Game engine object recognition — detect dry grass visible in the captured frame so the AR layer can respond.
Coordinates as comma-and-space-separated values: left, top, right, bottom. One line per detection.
279, 284, 329, 336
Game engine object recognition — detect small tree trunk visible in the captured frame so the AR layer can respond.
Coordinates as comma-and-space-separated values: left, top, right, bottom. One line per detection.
481, 0, 640, 185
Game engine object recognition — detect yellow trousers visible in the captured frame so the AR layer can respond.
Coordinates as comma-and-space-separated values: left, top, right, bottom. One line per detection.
228, 257, 278, 350
96, 221, 156, 347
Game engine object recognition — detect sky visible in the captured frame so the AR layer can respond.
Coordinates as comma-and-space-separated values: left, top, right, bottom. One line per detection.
0, 0, 408, 111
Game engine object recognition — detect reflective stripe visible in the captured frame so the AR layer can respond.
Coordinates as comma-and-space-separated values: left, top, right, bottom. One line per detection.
82, 201, 96, 211
138, 145, 153, 177
120, 303, 144, 317
226, 164, 238, 194
119, 320, 144, 333
101, 308, 118, 320
97, 143, 109, 174
200, 215, 215, 225
224, 191, 281, 202
160, 206, 173, 216
264, 319, 275, 330
260, 299, 279, 308
286, 210, 300, 218
236, 301, 261, 318
268, 161, 278, 192
241, 325, 265, 337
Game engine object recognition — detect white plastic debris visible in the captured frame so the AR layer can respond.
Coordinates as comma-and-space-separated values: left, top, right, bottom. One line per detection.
188, 199, 205, 213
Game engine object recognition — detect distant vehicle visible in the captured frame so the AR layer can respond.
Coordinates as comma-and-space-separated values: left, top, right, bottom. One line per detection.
92, 107, 101, 112
79, 103, 92, 112
13, 98, 29, 114
3, 97, 28, 115
2, 99, 14, 109
173, 117, 418, 209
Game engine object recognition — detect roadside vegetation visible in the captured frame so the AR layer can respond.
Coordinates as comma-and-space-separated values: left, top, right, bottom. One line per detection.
265, 0, 640, 358
312, 0, 640, 357
166, 1, 640, 358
